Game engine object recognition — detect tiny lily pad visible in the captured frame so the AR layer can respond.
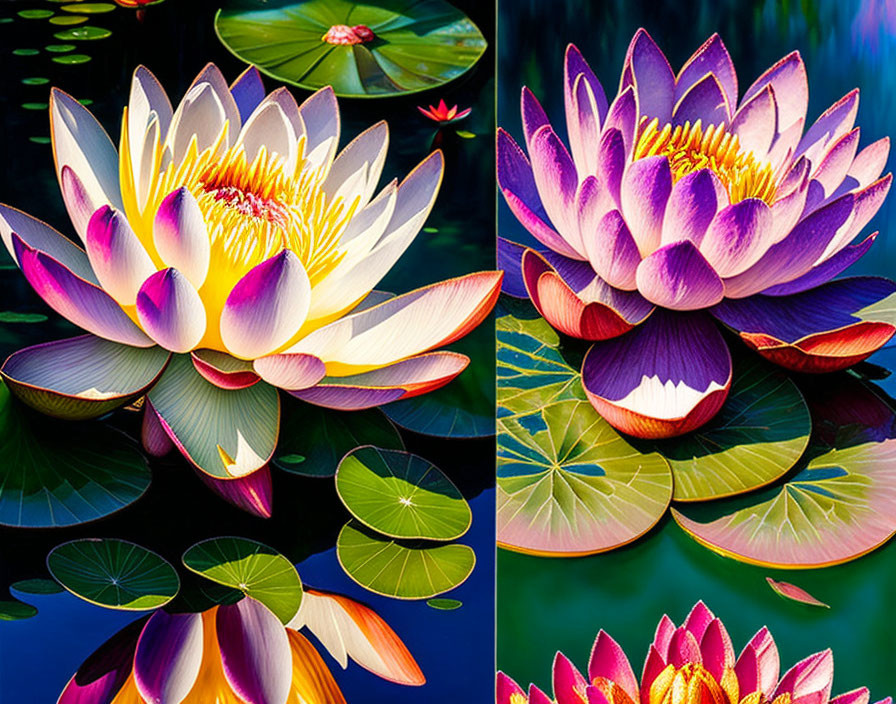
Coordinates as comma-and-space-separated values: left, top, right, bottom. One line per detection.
427, 598, 462, 610
53, 25, 111, 40
10, 578, 64, 595
456, 130, 476, 139
13, 49, 40, 56
336, 447, 471, 540
0, 600, 38, 620
275, 403, 403, 477
182, 537, 302, 624
50, 15, 88, 24
60, 2, 115, 12
18, 10, 55, 18
45, 44, 76, 52
52, 54, 92, 64
766, 578, 830, 608
19, 79, 50, 88
47, 539, 180, 610
21, 102, 49, 111
337, 521, 475, 599
214, 0, 487, 98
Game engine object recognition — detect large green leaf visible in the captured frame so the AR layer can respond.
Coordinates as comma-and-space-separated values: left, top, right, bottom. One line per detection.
0, 382, 151, 528
644, 354, 811, 502
148, 354, 280, 478
274, 402, 403, 477
181, 537, 303, 624
496, 312, 672, 556
215, 0, 487, 98
47, 539, 180, 610
336, 520, 475, 599
335, 446, 471, 540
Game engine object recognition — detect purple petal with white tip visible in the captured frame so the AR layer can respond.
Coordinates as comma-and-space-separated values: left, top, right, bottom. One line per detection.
762, 232, 877, 296
584, 209, 641, 291
699, 199, 773, 277
521, 87, 550, 147
153, 187, 211, 290
528, 125, 584, 255
741, 51, 808, 131
136, 268, 206, 353
134, 611, 204, 704
621, 156, 672, 256
731, 86, 778, 160
86, 206, 157, 305
636, 240, 724, 310
661, 169, 728, 248
797, 90, 859, 166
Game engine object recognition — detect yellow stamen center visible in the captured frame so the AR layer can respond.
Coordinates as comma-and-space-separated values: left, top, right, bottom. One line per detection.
634, 118, 778, 204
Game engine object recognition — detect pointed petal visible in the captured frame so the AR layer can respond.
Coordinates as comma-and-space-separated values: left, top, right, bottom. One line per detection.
641, 646, 669, 704
286, 630, 348, 704
521, 87, 550, 147
324, 121, 389, 208
584, 208, 642, 291
683, 601, 715, 641
298, 86, 340, 170
831, 689, 871, 704
636, 240, 725, 310
553, 652, 588, 704
667, 629, 702, 667
661, 169, 729, 248
774, 650, 834, 704
588, 631, 638, 703
622, 29, 675, 124
731, 86, 778, 160
741, 51, 808, 130
621, 156, 673, 256
498, 672, 527, 704
154, 187, 211, 290
230, 66, 266, 123
195, 464, 273, 518
582, 310, 732, 438
137, 268, 207, 353
700, 619, 735, 681
677, 34, 737, 114
134, 611, 204, 704
797, 90, 860, 166
673, 73, 729, 127
86, 206, 157, 305
699, 199, 773, 277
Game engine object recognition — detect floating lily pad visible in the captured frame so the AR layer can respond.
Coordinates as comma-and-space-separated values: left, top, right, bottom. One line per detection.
54, 25, 111, 39
427, 597, 462, 610
13, 49, 40, 56
46, 44, 76, 52
21, 102, 48, 111
214, 0, 488, 98
19, 78, 49, 87
336, 447, 471, 540
496, 313, 673, 556
47, 539, 180, 610
456, 130, 476, 138
337, 521, 475, 599
0, 311, 47, 321
0, 18, 13, 24
60, 2, 115, 12
28, 136, 51, 144
766, 578, 830, 608
10, 578, 64, 595
182, 537, 302, 624
52, 54, 91, 64
18, 9, 55, 18
51, 15, 88, 24
0, 600, 38, 621
275, 403, 403, 477
0, 382, 151, 528
643, 354, 811, 502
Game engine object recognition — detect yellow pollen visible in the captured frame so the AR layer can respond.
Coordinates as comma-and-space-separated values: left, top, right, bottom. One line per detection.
634, 118, 778, 204
509, 695, 527, 704
648, 663, 740, 704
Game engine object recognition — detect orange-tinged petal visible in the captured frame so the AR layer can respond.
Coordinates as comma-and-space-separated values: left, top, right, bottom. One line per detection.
286, 630, 347, 704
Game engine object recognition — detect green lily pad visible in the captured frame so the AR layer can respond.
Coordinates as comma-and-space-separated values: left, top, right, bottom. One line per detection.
275, 403, 403, 477
496, 312, 673, 556
336, 447, 471, 540
336, 521, 475, 599
19, 79, 50, 87
50, 15, 88, 24
182, 537, 302, 624
53, 25, 111, 40
456, 130, 476, 138
46, 44, 76, 52
47, 539, 180, 610
0, 600, 38, 620
10, 578, 64, 595
427, 597, 462, 610
0, 382, 151, 528
52, 54, 91, 64
214, 0, 488, 98
18, 9, 55, 18
13, 49, 40, 56
21, 102, 48, 111
29, 137, 52, 144
643, 354, 811, 502
60, 2, 115, 12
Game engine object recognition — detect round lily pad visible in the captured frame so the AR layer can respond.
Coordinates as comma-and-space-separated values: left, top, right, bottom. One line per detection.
427, 598, 462, 610
0, 382, 151, 528
10, 578, 64, 595
182, 537, 302, 624
214, 0, 488, 98
336, 447, 471, 540
0, 600, 38, 621
60, 2, 115, 12
54, 25, 111, 40
644, 354, 811, 502
20, 78, 49, 86
18, 9, 55, 19
21, 103, 48, 111
47, 539, 180, 610
13, 49, 40, 56
46, 44, 76, 52
336, 521, 475, 599
275, 403, 403, 477
52, 54, 92, 64
50, 15, 88, 24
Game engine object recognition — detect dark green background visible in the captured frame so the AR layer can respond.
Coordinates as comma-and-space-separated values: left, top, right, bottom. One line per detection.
498, 0, 896, 698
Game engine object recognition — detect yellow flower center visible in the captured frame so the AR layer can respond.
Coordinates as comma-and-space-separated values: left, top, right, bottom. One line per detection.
634, 118, 778, 204
509, 694, 527, 704
118, 113, 359, 351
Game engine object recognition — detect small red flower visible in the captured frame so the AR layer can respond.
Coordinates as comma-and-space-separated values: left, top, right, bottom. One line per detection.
417, 99, 472, 124
322, 24, 376, 45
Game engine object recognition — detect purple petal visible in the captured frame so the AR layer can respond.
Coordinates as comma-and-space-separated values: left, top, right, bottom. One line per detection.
661, 169, 728, 248
153, 187, 211, 290
134, 611, 204, 703
636, 240, 725, 310
731, 86, 778, 160
621, 156, 673, 256
583, 209, 641, 291
497, 236, 530, 297
603, 87, 638, 156
217, 598, 292, 704
60, 166, 95, 242
595, 128, 626, 210
623, 29, 675, 124
86, 206, 156, 305
497, 128, 580, 259
673, 73, 729, 127
220, 250, 311, 359
677, 34, 737, 114
528, 125, 584, 255
142, 403, 174, 457
810, 127, 861, 204
136, 267, 206, 353
699, 199, 773, 277
252, 353, 326, 391
521, 86, 550, 146
230, 65, 265, 124
797, 90, 860, 166
290, 384, 405, 410
196, 464, 273, 518
761, 232, 877, 296
565, 43, 608, 126
820, 174, 892, 261
566, 73, 603, 177
848, 137, 891, 189
12, 234, 154, 347
582, 310, 731, 438
741, 51, 808, 130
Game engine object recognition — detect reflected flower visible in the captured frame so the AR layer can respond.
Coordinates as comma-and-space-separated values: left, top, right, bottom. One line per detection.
418, 99, 472, 125
498, 30, 894, 438
0, 63, 501, 506
59, 591, 424, 703
497, 602, 891, 704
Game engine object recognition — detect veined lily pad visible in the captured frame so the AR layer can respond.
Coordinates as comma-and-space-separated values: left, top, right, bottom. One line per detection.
336, 521, 475, 599
0, 600, 38, 620
182, 537, 302, 624
644, 354, 811, 502
335, 447, 471, 540
10, 578, 64, 595
275, 403, 403, 477
496, 312, 673, 556
214, 0, 488, 98
0, 382, 151, 528
47, 539, 180, 610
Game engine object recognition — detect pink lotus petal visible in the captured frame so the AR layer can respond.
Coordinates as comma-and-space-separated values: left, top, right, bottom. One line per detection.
553, 652, 588, 704
667, 628, 702, 668
775, 650, 834, 704
216, 598, 292, 704
831, 688, 872, 704
530, 684, 553, 704
136, 267, 207, 353
196, 464, 273, 518
700, 619, 735, 681
153, 187, 211, 290
654, 614, 676, 656
810, 128, 860, 201
253, 353, 326, 391
682, 602, 714, 640
86, 206, 157, 305
290, 384, 405, 411
766, 578, 830, 608
191, 349, 262, 390
731, 85, 778, 159
640, 645, 668, 704
797, 90, 860, 167
142, 402, 174, 457
134, 610, 204, 703
588, 630, 638, 703
497, 672, 526, 704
